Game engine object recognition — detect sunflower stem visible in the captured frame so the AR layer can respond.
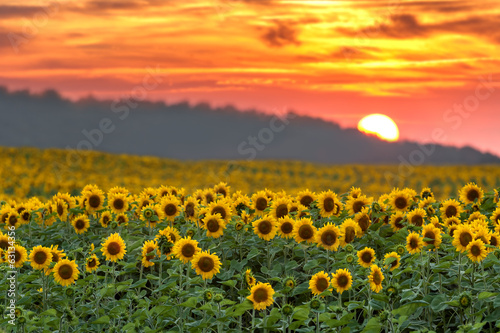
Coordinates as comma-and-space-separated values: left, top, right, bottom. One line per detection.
458, 252, 462, 294
481, 262, 486, 291
158, 245, 163, 292
315, 311, 320, 333
251, 308, 255, 331
326, 249, 330, 272
41, 271, 47, 311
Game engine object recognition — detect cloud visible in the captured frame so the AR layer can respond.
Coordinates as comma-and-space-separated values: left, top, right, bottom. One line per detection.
0, 5, 46, 18
259, 21, 302, 47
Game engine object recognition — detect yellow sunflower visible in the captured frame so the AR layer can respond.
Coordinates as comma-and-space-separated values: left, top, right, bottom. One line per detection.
116, 213, 129, 227
12, 244, 28, 268
252, 191, 269, 215
253, 216, 277, 241
213, 182, 231, 198
277, 217, 295, 239
0, 232, 9, 251
368, 264, 384, 293
354, 207, 371, 233
490, 207, 500, 226
203, 213, 226, 239
316, 223, 340, 251
172, 237, 200, 263
100, 211, 112, 228
245, 268, 256, 287
339, 218, 362, 246
407, 208, 426, 227
420, 187, 434, 199
452, 224, 474, 252
191, 250, 221, 280
5, 211, 20, 230
208, 200, 233, 222
141, 240, 159, 268
309, 271, 332, 296
317, 191, 340, 217
383, 252, 401, 271
52, 199, 68, 220
183, 197, 199, 222
345, 195, 371, 215
459, 183, 484, 204
389, 211, 406, 231
156, 226, 181, 244
53, 259, 79, 287
488, 232, 500, 251
296, 190, 316, 208
389, 189, 412, 212
357, 247, 376, 268
71, 215, 90, 234
466, 239, 487, 262
247, 283, 275, 310
86, 254, 100, 273
331, 268, 352, 294
293, 218, 317, 244
83, 187, 105, 213
406, 232, 424, 254
29, 245, 52, 270
422, 224, 442, 249
108, 193, 129, 214
349, 187, 362, 199
160, 195, 181, 222
270, 197, 290, 220
101, 233, 127, 262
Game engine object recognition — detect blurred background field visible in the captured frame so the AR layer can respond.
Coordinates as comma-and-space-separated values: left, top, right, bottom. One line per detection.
2, 146, 500, 201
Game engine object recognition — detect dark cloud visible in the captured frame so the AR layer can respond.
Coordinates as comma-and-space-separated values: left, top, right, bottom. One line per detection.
260, 21, 302, 47
339, 13, 500, 43
0, 5, 46, 18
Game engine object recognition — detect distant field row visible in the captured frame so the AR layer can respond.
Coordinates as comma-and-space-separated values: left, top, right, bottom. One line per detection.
1, 146, 499, 201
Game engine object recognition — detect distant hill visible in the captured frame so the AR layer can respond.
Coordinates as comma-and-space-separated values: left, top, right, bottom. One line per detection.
0, 86, 499, 164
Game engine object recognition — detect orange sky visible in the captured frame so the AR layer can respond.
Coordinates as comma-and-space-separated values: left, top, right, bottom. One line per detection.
1, 0, 499, 156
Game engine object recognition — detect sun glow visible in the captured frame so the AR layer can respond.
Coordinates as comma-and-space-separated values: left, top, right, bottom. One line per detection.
357, 114, 399, 142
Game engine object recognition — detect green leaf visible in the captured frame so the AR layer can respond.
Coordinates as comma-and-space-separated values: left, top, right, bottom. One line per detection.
180, 297, 199, 308
303, 259, 319, 271
247, 248, 259, 260
130, 279, 148, 288
39, 309, 57, 317
292, 305, 310, 321
392, 301, 428, 316
92, 315, 110, 324
362, 317, 382, 333
221, 280, 237, 288
226, 300, 254, 317
430, 294, 448, 312
478, 292, 498, 300
146, 274, 159, 280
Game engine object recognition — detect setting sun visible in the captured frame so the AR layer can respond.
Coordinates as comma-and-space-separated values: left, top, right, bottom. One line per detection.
357, 114, 399, 142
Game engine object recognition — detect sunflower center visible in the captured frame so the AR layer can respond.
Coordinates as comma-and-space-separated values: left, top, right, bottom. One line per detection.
334, 204, 341, 215
107, 242, 121, 255
491, 237, 498, 247
88, 195, 101, 208
394, 197, 407, 209
298, 225, 314, 240
75, 219, 85, 230
146, 247, 155, 259
198, 257, 215, 272
185, 203, 195, 217
390, 257, 398, 268
52, 253, 60, 262
34, 251, 48, 264
9, 216, 17, 226
165, 204, 177, 216
358, 216, 370, 232
22, 212, 30, 221
344, 227, 355, 243
470, 244, 481, 256
459, 232, 473, 247
14, 250, 20, 262
258, 220, 272, 235
411, 215, 423, 226
256, 198, 268, 211
216, 188, 226, 197
181, 244, 195, 258
373, 272, 382, 285
394, 217, 404, 229
281, 222, 293, 234
117, 215, 126, 225
205, 194, 214, 204
316, 277, 329, 292
467, 189, 479, 202
211, 206, 226, 219
113, 198, 124, 210
321, 230, 337, 246
323, 198, 334, 212
424, 231, 435, 244
276, 204, 288, 218
253, 288, 269, 303
59, 264, 74, 279
300, 195, 313, 208
103, 216, 110, 225
57, 204, 64, 216
88, 258, 96, 267
207, 219, 220, 232
337, 275, 348, 288
410, 238, 418, 249
361, 252, 372, 263
0, 239, 8, 250
445, 205, 457, 217
353, 201, 364, 213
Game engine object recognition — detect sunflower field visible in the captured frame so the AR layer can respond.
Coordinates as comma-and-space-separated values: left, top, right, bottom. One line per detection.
2, 148, 500, 332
